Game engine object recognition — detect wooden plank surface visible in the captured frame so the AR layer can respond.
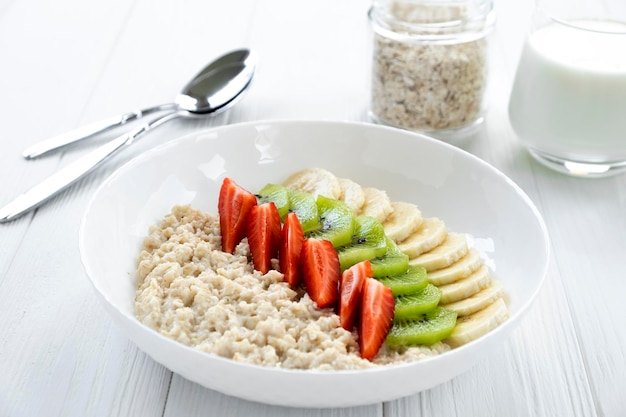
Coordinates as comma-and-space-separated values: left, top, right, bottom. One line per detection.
1, 0, 625, 416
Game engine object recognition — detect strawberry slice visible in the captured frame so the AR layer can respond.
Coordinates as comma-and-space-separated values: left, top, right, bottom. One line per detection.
218, 177, 258, 253
279, 212, 305, 287
359, 277, 395, 360
247, 202, 282, 274
339, 260, 371, 330
300, 238, 340, 308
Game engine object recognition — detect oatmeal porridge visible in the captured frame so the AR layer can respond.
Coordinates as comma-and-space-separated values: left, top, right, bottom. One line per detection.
134, 205, 449, 370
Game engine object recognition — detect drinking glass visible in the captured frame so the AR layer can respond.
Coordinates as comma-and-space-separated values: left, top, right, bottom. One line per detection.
508, 0, 626, 177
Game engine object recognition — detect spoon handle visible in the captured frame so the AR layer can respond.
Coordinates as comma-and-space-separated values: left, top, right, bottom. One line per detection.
0, 111, 181, 223
22, 103, 177, 159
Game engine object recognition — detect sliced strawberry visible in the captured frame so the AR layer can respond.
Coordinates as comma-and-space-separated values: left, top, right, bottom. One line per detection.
247, 202, 282, 274
359, 277, 395, 361
279, 212, 305, 287
218, 177, 258, 253
300, 238, 340, 308
339, 260, 371, 330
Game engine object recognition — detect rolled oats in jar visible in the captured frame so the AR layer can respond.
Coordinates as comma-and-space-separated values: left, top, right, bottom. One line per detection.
368, 0, 495, 140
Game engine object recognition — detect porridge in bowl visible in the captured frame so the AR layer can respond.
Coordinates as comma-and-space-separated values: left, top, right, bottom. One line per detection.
134, 168, 508, 369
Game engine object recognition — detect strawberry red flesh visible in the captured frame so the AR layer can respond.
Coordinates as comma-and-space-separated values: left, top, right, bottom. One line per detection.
339, 260, 371, 330
301, 238, 340, 308
279, 212, 305, 287
218, 177, 258, 253
359, 277, 395, 360
247, 202, 282, 274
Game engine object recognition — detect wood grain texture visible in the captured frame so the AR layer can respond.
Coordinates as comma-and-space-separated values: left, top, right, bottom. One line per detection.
1, 0, 625, 416
164, 375, 382, 417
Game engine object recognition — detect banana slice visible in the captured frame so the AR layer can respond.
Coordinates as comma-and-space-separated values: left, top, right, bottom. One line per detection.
444, 297, 509, 347
383, 202, 423, 243
398, 217, 447, 258
438, 264, 491, 304
442, 280, 505, 317
337, 178, 365, 213
360, 187, 394, 223
427, 248, 482, 286
283, 167, 341, 199
408, 233, 468, 272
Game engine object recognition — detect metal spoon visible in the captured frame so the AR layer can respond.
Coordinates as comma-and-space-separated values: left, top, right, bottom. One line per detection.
22, 49, 254, 159
0, 50, 256, 223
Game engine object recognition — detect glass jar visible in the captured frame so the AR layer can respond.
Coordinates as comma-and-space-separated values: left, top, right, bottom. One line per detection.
368, 0, 495, 141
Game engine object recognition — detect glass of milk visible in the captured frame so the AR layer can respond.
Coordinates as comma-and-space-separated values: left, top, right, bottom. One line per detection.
508, 1, 626, 177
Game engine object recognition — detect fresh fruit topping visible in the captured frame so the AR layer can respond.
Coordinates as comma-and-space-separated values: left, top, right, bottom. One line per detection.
257, 183, 290, 219
211, 172, 515, 358
426, 248, 482, 286
276, 169, 518, 351
385, 204, 424, 245
287, 188, 320, 232
376, 265, 428, 296
438, 265, 491, 304
359, 277, 395, 360
283, 167, 342, 199
370, 237, 410, 278
246, 202, 282, 274
442, 280, 505, 317
339, 260, 371, 330
256, 183, 320, 232
337, 177, 365, 212
408, 232, 468, 272
381, 201, 423, 243
398, 217, 447, 259
337, 216, 387, 271
301, 238, 341, 308
308, 195, 355, 248
279, 212, 305, 287
386, 307, 458, 346
360, 187, 394, 223
393, 284, 442, 320
218, 177, 258, 253
444, 297, 509, 347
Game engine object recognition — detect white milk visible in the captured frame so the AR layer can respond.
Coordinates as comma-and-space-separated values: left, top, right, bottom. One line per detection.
508, 19, 626, 163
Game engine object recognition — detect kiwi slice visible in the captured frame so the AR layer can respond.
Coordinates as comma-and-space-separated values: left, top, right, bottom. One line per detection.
337, 216, 387, 271
287, 188, 319, 232
257, 184, 320, 232
393, 284, 442, 320
306, 195, 355, 248
386, 307, 458, 346
377, 265, 428, 296
257, 183, 290, 219
371, 237, 410, 278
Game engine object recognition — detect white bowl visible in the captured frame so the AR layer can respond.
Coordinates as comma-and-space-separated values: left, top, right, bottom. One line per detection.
79, 120, 549, 408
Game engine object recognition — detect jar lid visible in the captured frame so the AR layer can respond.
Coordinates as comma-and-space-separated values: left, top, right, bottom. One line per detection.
370, 0, 495, 42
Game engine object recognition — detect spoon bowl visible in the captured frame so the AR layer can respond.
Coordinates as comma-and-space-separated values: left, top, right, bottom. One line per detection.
176, 60, 255, 116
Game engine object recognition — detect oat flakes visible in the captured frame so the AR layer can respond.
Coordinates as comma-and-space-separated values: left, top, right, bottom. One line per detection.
369, 0, 493, 133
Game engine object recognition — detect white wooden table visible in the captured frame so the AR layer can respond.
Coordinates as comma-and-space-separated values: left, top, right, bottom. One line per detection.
1, 1, 625, 416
